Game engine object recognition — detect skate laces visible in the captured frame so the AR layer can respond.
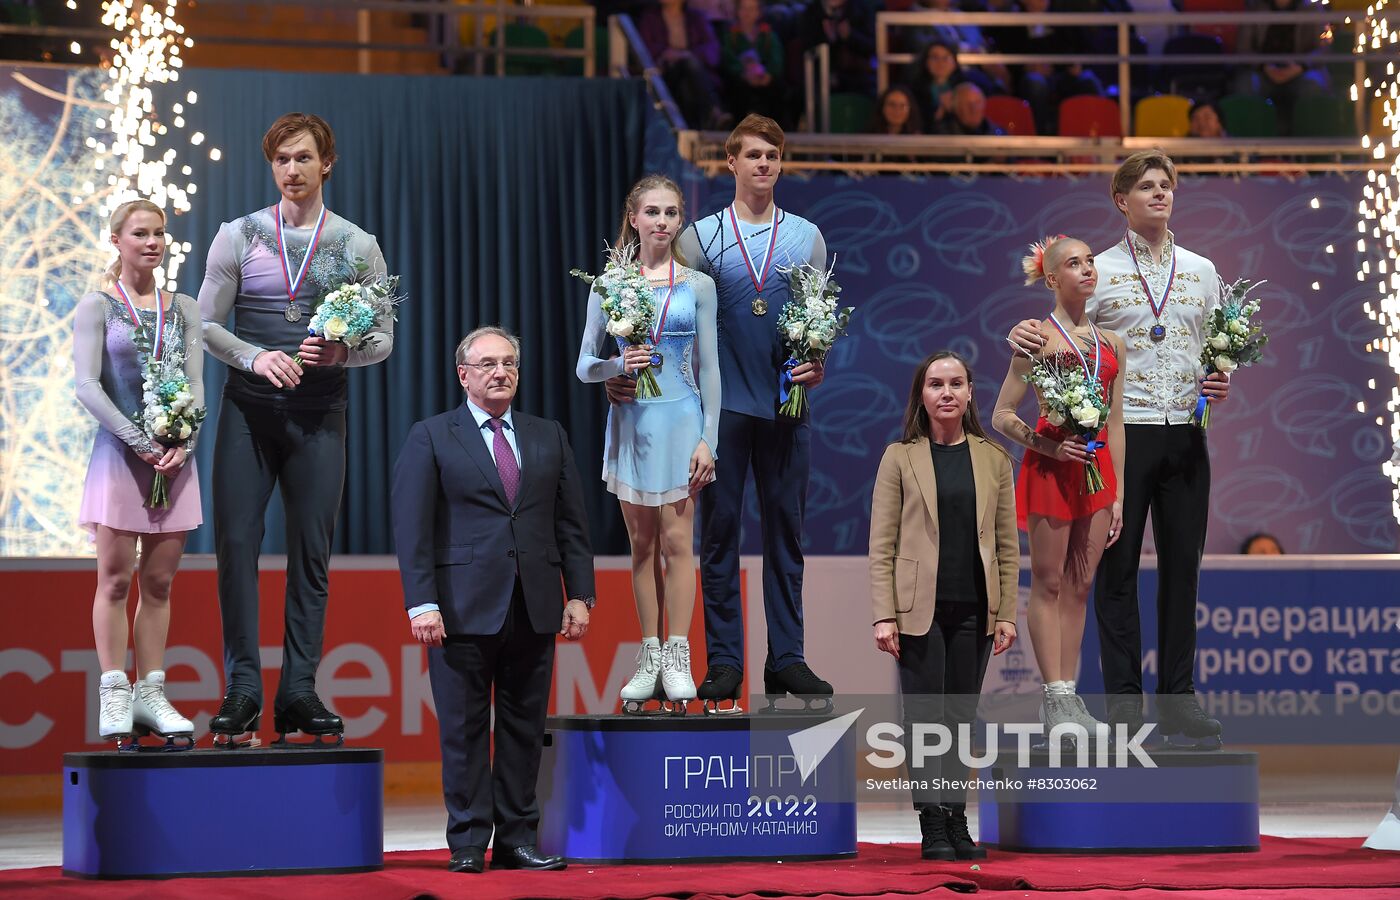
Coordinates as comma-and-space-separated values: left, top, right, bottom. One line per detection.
633, 643, 661, 678
662, 641, 690, 673
99, 680, 132, 726
137, 680, 179, 720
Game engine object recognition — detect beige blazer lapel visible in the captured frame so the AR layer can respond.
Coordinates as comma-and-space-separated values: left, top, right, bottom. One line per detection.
970, 436, 995, 531
904, 438, 939, 533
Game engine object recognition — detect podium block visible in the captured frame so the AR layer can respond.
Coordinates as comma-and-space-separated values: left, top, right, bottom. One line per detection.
62, 748, 384, 878
538, 714, 858, 863
978, 749, 1260, 852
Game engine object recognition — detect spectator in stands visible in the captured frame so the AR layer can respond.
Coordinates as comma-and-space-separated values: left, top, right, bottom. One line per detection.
867, 84, 924, 135
689, 0, 736, 23
904, 0, 986, 55
934, 82, 1004, 136
985, 0, 1103, 136
1235, 0, 1330, 136
795, 0, 877, 96
907, 40, 966, 133
1188, 99, 1227, 139
1240, 533, 1284, 555
722, 0, 787, 124
639, 0, 732, 130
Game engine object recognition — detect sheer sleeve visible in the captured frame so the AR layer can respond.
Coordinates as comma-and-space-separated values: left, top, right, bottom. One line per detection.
676, 225, 710, 276
346, 231, 394, 368
575, 285, 625, 383
197, 222, 265, 372
808, 228, 828, 271
178, 293, 206, 451
693, 274, 721, 457
73, 291, 155, 455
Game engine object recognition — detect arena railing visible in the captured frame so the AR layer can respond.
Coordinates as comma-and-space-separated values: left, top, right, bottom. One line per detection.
0, 0, 597, 77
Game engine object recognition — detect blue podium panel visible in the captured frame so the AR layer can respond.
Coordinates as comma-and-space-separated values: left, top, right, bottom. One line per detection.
978, 749, 1260, 853
62, 749, 384, 878
538, 714, 858, 863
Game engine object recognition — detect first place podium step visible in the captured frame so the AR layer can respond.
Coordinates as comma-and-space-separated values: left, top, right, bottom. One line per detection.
62, 747, 384, 879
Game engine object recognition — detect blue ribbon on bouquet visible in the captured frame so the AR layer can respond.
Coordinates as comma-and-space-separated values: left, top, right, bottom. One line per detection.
1193, 364, 1215, 427
778, 357, 798, 404
1086, 438, 1104, 453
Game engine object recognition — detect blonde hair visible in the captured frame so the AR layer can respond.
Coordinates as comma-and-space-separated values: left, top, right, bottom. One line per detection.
1020, 234, 1072, 286
103, 199, 166, 288
1111, 150, 1177, 206
615, 174, 687, 266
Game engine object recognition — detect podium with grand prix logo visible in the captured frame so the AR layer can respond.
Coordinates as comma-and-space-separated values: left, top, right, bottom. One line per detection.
537, 712, 859, 863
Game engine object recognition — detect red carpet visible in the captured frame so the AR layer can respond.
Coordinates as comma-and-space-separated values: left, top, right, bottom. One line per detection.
2, 837, 1394, 899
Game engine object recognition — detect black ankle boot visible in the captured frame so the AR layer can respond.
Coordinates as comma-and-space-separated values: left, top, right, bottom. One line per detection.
943, 805, 987, 860
917, 805, 955, 861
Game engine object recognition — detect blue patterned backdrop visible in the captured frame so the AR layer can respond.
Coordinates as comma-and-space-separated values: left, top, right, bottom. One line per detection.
653, 134, 1399, 554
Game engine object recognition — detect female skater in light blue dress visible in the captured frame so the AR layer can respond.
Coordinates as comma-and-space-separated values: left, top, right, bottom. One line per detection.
576, 174, 720, 713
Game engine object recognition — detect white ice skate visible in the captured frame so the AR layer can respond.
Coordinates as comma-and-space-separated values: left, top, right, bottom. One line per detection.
132, 670, 195, 750
659, 638, 697, 715
620, 640, 663, 715
98, 670, 133, 746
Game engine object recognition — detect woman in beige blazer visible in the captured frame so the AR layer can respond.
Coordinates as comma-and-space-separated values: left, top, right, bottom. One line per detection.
869, 350, 1019, 863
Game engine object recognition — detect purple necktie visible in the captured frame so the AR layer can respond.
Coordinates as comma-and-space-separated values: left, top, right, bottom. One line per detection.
486, 418, 520, 505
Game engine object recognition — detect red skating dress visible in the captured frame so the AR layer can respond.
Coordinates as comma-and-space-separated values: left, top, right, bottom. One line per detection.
1016, 335, 1118, 531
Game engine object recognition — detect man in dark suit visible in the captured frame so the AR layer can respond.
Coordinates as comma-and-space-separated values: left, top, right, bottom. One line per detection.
391, 326, 595, 874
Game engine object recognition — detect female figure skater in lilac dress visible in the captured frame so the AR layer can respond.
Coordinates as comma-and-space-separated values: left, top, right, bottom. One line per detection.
75, 198, 204, 748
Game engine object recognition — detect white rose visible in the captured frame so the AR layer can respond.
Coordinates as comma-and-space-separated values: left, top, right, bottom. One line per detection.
1209, 333, 1231, 350
153, 415, 171, 436
808, 333, 824, 349
178, 422, 192, 440
1066, 389, 1084, 405
1073, 404, 1101, 430
786, 323, 805, 341
1228, 320, 1247, 336
607, 319, 633, 338
1213, 355, 1238, 374
1046, 409, 1067, 427
323, 316, 350, 341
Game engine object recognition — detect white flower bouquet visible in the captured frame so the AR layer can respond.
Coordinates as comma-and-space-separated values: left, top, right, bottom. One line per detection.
1024, 353, 1110, 494
775, 259, 852, 418
138, 357, 205, 509
295, 265, 403, 365
1194, 278, 1268, 428
571, 243, 662, 399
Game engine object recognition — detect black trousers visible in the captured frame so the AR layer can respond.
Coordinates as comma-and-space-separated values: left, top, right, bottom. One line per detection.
1094, 423, 1210, 696
429, 585, 555, 852
699, 411, 810, 673
213, 392, 346, 709
897, 602, 992, 810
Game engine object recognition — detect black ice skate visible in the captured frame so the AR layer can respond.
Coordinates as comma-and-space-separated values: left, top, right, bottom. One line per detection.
697, 664, 744, 716
1157, 693, 1222, 750
761, 662, 833, 714
209, 692, 261, 749
272, 694, 344, 748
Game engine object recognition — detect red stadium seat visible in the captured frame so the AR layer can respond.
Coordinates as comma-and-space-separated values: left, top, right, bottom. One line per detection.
986, 95, 1036, 136
1058, 95, 1122, 138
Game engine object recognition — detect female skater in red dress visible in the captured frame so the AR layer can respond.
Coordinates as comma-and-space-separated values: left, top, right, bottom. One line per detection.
992, 235, 1126, 737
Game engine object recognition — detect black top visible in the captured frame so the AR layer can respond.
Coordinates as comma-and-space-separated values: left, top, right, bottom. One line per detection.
929, 439, 988, 607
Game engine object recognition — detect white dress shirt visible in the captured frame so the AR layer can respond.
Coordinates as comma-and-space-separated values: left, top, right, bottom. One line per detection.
1087, 230, 1222, 425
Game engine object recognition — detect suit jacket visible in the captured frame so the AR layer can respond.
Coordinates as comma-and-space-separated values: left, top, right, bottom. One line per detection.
868, 434, 1019, 637
391, 402, 594, 635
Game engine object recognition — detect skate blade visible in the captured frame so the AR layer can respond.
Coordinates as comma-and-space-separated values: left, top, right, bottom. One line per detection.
662, 699, 696, 716
1162, 733, 1223, 751
128, 730, 196, 752
760, 696, 834, 715
621, 700, 668, 716
701, 700, 744, 716
212, 732, 261, 750
272, 731, 345, 748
